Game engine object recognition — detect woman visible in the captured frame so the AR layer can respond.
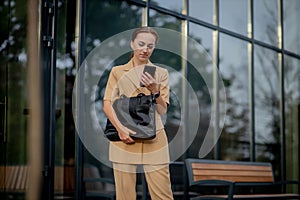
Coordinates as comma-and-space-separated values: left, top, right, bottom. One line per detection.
103, 27, 174, 200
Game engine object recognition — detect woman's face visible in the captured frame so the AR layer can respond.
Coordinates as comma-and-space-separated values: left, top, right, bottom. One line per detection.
130, 32, 156, 64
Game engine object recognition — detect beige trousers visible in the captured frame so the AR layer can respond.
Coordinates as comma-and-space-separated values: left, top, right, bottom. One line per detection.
113, 163, 174, 200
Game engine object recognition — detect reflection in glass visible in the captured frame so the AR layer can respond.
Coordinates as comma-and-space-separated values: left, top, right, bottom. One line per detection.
254, 0, 278, 46
149, 10, 186, 158
220, 0, 248, 36
149, 9, 181, 31
85, 1, 143, 127
254, 45, 280, 177
188, 23, 214, 158
219, 34, 249, 161
86, 0, 143, 54
151, 0, 183, 13
189, 22, 213, 58
189, 0, 213, 23
83, 0, 144, 196
284, 55, 300, 193
283, 0, 300, 55
0, 0, 27, 165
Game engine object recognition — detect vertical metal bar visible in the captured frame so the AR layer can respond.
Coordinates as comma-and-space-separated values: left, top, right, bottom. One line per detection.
248, 0, 255, 162
278, 0, 286, 189
181, 0, 188, 158
213, 0, 220, 160
75, 0, 86, 199
50, 0, 58, 197
183, 0, 189, 199
26, 0, 43, 199
39, 0, 57, 199
142, 0, 148, 26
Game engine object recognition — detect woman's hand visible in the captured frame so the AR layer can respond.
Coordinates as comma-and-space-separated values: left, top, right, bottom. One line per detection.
141, 72, 158, 93
117, 124, 136, 144
103, 100, 136, 144
141, 72, 168, 115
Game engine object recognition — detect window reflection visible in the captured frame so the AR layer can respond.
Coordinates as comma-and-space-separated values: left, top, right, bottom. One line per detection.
149, 10, 186, 158
189, 23, 213, 58
283, 0, 300, 55
82, 0, 144, 196
254, 0, 278, 46
220, 0, 248, 36
149, 9, 181, 30
254, 45, 280, 176
86, 0, 143, 54
219, 34, 249, 161
189, 0, 213, 23
0, 0, 27, 166
188, 24, 213, 158
151, 0, 183, 13
284, 55, 300, 192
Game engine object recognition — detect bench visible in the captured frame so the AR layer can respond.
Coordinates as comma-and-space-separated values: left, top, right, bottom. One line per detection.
0, 165, 76, 199
185, 158, 300, 200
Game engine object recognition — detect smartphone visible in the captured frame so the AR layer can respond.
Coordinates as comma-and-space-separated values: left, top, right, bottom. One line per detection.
140, 65, 156, 87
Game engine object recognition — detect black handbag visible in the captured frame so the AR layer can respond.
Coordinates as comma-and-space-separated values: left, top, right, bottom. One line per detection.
104, 93, 156, 141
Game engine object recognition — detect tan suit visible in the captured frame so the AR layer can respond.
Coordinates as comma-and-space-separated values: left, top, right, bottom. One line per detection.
103, 59, 173, 199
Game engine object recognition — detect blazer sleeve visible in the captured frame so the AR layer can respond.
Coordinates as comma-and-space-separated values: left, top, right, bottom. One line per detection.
103, 67, 119, 102
159, 68, 170, 106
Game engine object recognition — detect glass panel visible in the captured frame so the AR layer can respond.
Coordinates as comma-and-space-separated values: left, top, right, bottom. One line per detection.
82, 0, 143, 197
188, 23, 214, 158
86, 0, 143, 54
283, 0, 300, 55
149, 9, 182, 31
219, 34, 249, 161
254, 45, 280, 179
149, 10, 187, 160
189, 0, 213, 23
284, 55, 300, 193
220, 0, 248, 36
151, 0, 184, 13
54, 1, 75, 198
189, 22, 213, 58
254, 0, 278, 46
0, 0, 28, 198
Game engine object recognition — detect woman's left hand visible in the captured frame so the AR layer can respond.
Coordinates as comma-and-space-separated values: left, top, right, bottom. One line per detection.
141, 72, 158, 93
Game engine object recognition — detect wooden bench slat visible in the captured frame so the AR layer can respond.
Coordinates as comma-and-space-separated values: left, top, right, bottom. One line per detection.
194, 175, 274, 182
193, 169, 273, 177
192, 163, 272, 171
54, 166, 64, 191
8, 166, 19, 190
21, 166, 28, 190
15, 166, 25, 190
4, 167, 13, 189
64, 166, 75, 191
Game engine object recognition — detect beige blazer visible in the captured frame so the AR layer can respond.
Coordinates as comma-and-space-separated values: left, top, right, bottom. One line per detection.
103, 59, 170, 164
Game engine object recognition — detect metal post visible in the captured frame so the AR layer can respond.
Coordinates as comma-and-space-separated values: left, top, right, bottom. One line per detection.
26, 0, 43, 199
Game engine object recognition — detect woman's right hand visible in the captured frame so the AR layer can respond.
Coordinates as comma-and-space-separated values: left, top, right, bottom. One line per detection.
103, 100, 136, 144
117, 124, 136, 144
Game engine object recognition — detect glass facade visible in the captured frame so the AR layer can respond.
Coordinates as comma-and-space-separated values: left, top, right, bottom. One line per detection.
254, 45, 281, 177
0, 0, 299, 199
219, 33, 249, 161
